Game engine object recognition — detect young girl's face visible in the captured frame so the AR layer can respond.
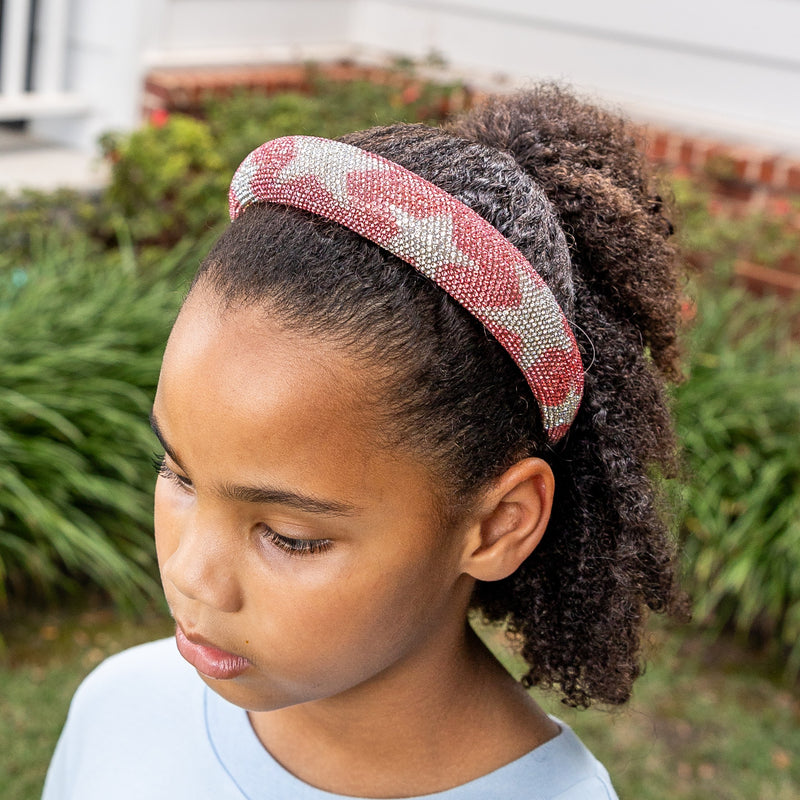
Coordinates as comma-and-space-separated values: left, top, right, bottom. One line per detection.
152, 286, 474, 713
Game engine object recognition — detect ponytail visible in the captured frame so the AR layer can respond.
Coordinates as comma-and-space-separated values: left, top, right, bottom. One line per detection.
452, 86, 685, 705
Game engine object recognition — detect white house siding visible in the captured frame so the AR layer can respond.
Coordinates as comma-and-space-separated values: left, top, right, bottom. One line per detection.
22, 0, 800, 154
27, 0, 143, 150
28, 0, 354, 150
350, 0, 800, 153
140, 0, 354, 67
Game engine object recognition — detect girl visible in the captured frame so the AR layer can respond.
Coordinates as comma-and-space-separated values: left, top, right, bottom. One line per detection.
44, 85, 683, 799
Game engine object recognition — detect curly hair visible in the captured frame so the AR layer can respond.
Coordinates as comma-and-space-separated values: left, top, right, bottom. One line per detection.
195, 84, 685, 707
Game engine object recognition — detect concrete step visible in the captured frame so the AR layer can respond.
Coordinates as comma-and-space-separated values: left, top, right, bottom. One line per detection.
0, 127, 108, 194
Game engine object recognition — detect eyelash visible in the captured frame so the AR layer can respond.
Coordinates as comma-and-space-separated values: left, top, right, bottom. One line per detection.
152, 454, 332, 557
259, 526, 333, 557
152, 454, 192, 491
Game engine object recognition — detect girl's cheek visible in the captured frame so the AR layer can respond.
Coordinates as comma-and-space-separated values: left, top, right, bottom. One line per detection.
153, 479, 185, 566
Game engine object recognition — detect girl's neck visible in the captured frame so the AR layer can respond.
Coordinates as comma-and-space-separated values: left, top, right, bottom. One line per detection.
248, 624, 558, 797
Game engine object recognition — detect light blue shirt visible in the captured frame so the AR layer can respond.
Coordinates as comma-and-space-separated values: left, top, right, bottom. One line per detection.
43, 639, 618, 799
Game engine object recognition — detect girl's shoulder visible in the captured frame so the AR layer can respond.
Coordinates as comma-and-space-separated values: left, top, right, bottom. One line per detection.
509, 720, 619, 799
42, 638, 220, 800
423, 718, 618, 799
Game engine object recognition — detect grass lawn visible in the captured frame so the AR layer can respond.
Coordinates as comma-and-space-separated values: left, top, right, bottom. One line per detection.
1, 608, 798, 799
533, 627, 800, 800
0, 606, 173, 800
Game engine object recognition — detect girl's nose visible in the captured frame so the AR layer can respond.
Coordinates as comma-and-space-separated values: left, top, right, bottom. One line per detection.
161, 516, 244, 614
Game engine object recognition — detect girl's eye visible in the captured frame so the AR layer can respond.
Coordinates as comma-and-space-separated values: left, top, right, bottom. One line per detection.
151, 456, 330, 556
259, 525, 332, 557
152, 454, 193, 492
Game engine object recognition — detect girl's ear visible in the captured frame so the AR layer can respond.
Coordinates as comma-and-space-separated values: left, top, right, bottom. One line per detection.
459, 458, 554, 582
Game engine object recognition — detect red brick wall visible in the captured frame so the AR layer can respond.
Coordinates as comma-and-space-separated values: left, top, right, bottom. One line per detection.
637, 125, 800, 208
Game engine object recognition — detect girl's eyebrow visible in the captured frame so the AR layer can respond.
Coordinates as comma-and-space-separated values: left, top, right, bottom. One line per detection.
219, 483, 357, 516
149, 410, 358, 517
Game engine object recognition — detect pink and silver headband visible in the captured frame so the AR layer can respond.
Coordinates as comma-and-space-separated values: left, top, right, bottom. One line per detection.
229, 135, 583, 441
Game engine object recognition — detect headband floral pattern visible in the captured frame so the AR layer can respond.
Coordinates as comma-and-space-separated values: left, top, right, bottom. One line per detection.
229, 135, 583, 442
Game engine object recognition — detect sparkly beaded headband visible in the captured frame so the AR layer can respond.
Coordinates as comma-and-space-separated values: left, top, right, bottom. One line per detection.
229, 135, 583, 441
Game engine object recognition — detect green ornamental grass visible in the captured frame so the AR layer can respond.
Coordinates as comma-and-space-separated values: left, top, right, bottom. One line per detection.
0, 234, 205, 609
674, 280, 800, 673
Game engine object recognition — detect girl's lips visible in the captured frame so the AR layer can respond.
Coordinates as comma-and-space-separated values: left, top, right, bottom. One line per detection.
174, 624, 251, 680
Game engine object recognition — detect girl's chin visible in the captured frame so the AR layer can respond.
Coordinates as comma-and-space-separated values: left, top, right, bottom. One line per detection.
198, 670, 323, 714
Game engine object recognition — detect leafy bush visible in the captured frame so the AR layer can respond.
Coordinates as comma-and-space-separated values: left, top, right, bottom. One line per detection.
0, 188, 103, 265
100, 115, 228, 247
3, 76, 799, 670
674, 279, 800, 673
673, 176, 800, 274
0, 75, 468, 261
204, 77, 464, 176
100, 76, 466, 248
0, 233, 206, 609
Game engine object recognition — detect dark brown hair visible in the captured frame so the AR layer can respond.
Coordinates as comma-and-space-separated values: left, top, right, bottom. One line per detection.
195, 84, 685, 707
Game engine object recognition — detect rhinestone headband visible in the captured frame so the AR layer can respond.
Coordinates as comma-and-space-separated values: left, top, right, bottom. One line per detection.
229, 135, 583, 441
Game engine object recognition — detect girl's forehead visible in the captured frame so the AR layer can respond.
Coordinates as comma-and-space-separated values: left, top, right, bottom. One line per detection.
155, 287, 411, 494
163, 288, 372, 409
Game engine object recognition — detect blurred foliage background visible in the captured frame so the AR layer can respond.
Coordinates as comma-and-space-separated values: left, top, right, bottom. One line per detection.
0, 71, 798, 798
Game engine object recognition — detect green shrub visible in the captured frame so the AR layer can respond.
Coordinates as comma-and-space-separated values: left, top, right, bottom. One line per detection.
204, 77, 463, 175
0, 75, 467, 261
0, 188, 103, 265
673, 176, 800, 273
674, 281, 800, 673
100, 114, 228, 247
99, 76, 466, 248
5, 79, 798, 662
0, 233, 207, 609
